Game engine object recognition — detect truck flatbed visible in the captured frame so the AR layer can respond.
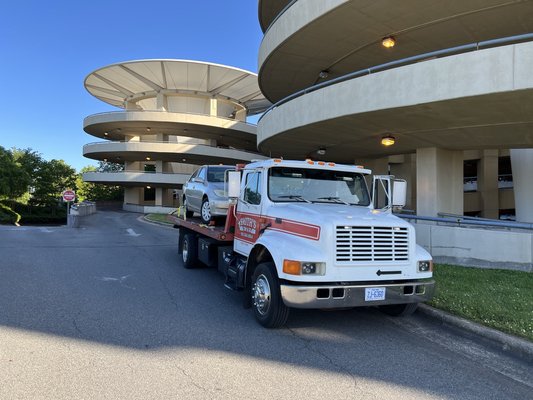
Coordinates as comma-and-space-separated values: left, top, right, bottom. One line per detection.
166, 213, 234, 242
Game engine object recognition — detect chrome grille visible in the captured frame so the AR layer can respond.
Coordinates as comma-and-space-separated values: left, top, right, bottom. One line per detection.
336, 226, 409, 263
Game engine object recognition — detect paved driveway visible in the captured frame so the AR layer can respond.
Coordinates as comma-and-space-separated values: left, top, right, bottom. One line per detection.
0, 211, 531, 399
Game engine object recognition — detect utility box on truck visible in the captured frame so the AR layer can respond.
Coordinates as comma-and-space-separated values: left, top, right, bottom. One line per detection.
170, 159, 434, 328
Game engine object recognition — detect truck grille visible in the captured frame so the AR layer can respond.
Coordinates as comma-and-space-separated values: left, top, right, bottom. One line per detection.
336, 226, 409, 263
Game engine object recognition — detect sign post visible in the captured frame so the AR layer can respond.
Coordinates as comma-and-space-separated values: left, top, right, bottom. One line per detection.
62, 190, 76, 225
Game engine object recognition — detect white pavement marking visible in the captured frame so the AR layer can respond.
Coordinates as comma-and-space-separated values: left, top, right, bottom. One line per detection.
126, 228, 141, 237
96, 275, 136, 290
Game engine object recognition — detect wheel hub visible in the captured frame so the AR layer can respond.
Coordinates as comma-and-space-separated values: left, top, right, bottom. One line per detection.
201, 201, 211, 221
253, 274, 271, 315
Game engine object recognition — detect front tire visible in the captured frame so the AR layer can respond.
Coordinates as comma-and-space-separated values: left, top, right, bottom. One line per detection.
379, 303, 418, 316
181, 232, 198, 269
200, 197, 212, 224
251, 262, 289, 328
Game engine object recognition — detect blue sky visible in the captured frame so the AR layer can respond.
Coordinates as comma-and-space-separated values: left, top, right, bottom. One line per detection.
0, 1, 263, 171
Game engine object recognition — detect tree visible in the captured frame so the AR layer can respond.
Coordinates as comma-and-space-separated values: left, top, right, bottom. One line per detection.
0, 146, 30, 199
32, 159, 77, 206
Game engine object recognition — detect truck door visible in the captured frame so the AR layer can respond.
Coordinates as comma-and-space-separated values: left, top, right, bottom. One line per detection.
234, 169, 263, 256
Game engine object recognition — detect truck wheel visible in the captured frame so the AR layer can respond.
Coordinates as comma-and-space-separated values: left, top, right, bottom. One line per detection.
251, 262, 289, 328
182, 232, 198, 269
200, 197, 212, 224
183, 197, 194, 218
379, 303, 418, 316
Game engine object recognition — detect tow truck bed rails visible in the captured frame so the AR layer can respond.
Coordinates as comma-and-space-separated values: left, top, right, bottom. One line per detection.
166, 213, 234, 242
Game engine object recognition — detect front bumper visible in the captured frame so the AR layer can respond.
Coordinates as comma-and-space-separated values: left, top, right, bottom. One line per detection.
210, 199, 230, 216
280, 280, 435, 309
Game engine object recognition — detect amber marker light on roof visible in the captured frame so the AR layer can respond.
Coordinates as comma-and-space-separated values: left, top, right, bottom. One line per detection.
382, 36, 396, 48
381, 135, 396, 146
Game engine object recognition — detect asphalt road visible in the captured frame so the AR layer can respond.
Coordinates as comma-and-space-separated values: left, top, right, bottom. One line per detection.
0, 211, 531, 400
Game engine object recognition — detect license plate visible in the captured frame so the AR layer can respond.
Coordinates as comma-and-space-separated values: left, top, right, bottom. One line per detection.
365, 287, 386, 301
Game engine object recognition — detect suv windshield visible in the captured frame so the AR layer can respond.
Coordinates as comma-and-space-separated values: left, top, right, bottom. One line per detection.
268, 167, 370, 206
207, 166, 235, 183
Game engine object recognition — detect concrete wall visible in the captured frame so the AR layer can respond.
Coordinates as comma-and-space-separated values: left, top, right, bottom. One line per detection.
407, 220, 532, 272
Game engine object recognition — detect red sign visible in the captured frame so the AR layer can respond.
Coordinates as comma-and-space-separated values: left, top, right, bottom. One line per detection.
62, 190, 76, 202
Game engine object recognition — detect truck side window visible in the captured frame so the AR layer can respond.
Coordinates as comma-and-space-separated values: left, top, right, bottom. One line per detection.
244, 172, 262, 205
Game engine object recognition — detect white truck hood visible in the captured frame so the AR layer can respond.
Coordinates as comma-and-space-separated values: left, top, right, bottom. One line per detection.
267, 202, 410, 228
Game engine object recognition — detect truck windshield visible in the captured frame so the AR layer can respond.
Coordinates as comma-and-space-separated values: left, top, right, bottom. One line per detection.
268, 167, 370, 206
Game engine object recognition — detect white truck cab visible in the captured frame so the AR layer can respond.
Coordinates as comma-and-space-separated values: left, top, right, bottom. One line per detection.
175, 159, 434, 328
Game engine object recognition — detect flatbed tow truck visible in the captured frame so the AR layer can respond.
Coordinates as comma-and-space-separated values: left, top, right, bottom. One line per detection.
168, 159, 435, 328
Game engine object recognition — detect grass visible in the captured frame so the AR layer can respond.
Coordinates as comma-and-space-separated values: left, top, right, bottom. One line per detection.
145, 213, 174, 225
429, 264, 533, 341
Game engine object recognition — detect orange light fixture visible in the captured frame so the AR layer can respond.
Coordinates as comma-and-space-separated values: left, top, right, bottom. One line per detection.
381, 135, 396, 146
283, 260, 301, 275
382, 36, 396, 48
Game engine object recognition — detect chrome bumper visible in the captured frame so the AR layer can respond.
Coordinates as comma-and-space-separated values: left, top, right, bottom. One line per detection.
280, 280, 435, 309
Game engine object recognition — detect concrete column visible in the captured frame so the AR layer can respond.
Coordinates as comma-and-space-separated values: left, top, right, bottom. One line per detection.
510, 149, 533, 222
478, 150, 499, 219
155, 160, 163, 173
416, 147, 463, 217
156, 92, 168, 111
124, 187, 141, 205
125, 101, 137, 110
155, 187, 163, 206
236, 108, 247, 121
210, 98, 218, 117
389, 154, 416, 211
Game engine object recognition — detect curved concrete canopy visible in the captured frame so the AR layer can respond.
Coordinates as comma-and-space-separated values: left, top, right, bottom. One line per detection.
83, 142, 267, 165
259, 0, 533, 102
258, 42, 533, 162
258, 0, 291, 32
85, 59, 271, 115
83, 171, 189, 188
84, 111, 258, 151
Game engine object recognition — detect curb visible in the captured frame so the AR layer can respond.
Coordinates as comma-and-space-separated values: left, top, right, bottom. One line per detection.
138, 215, 175, 229
418, 304, 533, 363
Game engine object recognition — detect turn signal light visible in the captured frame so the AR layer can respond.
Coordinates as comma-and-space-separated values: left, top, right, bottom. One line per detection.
283, 260, 301, 275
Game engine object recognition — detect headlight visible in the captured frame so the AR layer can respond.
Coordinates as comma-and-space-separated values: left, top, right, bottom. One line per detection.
213, 189, 227, 197
417, 260, 433, 272
283, 260, 326, 276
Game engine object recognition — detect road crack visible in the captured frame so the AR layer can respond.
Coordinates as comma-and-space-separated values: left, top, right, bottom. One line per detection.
286, 326, 374, 398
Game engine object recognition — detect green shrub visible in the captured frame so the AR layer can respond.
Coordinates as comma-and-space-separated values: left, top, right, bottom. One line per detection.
0, 203, 21, 225
0, 200, 66, 225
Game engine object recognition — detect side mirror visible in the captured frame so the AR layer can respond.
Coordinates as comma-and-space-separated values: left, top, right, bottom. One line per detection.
392, 180, 407, 208
227, 171, 241, 198
192, 177, 202, 183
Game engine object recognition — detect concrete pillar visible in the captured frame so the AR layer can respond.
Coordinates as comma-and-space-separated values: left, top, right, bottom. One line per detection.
124, 187, 141, 205
155, 187, 163, 206
155, 160, 163, 173
510, 149, 533, 222
478, 150, 499, 219
125, 101, 137, 110
416, 147, 463, 217
389, 154, 416, 211
210, 98, 218, 117
236, 108, 247, 121
156, 92, 168, 111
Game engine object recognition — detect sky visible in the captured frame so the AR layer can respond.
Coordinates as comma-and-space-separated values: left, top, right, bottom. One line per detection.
0, 0, 263, 171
